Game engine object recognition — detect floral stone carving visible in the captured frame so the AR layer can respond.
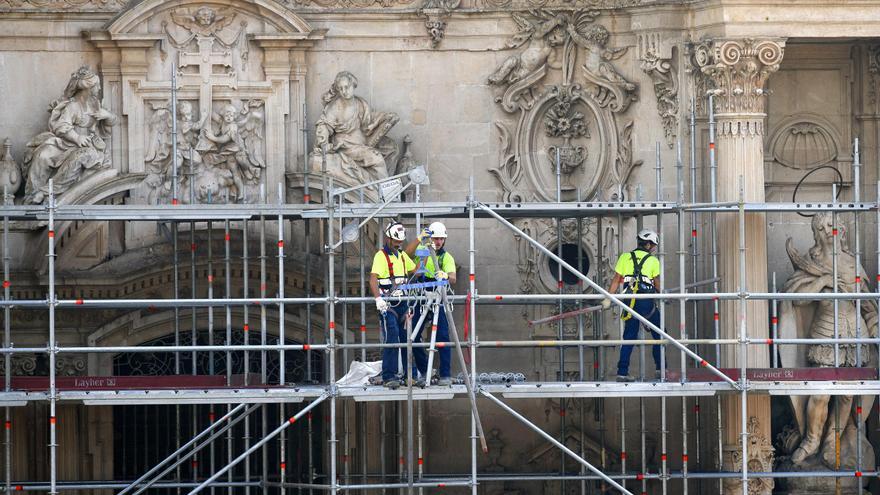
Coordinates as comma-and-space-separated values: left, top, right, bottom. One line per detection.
22, 66, 117, 204
640, 51, 678, 148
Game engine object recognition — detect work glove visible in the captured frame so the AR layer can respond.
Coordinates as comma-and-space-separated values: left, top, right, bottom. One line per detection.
417, 228, 432, 243
375, 297, 388, 313
601, 297, 612, 309
435, 270, 448, 280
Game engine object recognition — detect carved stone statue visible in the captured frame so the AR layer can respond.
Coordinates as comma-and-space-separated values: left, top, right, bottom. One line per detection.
0, 138, 21, 200
777, 212, 877, 490
144, 99, 264, 203
22, 66, 117, 204
488, 12, 567, 88
312, 71, 399, 183
571, 23, 636, 112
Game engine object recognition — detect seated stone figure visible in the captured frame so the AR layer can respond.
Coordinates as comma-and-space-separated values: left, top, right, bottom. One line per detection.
23, 66, 116, 204
311, 71, 399, 184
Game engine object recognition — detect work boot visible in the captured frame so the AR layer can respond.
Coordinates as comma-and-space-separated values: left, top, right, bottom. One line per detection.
616, 374, 635, 383
437, 376, 453, 386
406, 377, 426, 388
383, 379, 400, 390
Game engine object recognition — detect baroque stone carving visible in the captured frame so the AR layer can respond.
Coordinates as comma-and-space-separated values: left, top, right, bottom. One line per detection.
0, 353, 86, 376
694, 38, 785, 115
420, 0, 459, 48
0, 0, 126, 9
21, 66, 117, 204
640, 51, 678, 147
776, 213, 877, 490
310, 71, 400, 184
768, 115, 839, 170
867, 44, 880, 106
145, 99, 265, 203
684, 41, 715, 118
489, 11, 638, 203
0, 138, 21, 200
722, 416, 774, 495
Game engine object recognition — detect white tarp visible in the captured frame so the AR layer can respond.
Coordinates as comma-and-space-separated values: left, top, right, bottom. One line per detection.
335, 360, 382, 386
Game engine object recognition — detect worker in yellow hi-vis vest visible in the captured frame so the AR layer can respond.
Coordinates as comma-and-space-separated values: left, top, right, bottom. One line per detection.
601, 229, 663, 382
370, 221, 417, 389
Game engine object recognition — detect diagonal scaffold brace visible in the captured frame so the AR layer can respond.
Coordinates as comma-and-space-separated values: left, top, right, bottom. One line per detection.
480, 390, 634, 495
118, 402, 256, 495
477, 203, 741, 389
187, 393, 329, 495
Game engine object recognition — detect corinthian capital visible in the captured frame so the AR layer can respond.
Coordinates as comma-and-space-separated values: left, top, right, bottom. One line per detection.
693, 38, 785, 115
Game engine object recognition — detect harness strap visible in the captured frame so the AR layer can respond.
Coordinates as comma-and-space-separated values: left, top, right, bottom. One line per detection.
381, 249, 401, 293
621, 251, 653, 321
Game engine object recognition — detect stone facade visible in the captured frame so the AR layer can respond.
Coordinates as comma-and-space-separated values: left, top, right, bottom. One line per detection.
2, 0, 880, 493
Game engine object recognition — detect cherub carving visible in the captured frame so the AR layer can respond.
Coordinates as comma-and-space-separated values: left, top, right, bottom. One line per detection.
569, 22, 636, 111
199, 100, 265, 201
170, 6, 237, 39
144, 101, 208, 203
488, 11, 567, 87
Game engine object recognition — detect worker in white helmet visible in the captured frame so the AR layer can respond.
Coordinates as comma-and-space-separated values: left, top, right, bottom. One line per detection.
601, 228, 663, 382
405, 221, 457, 386
370, 221, 417, 389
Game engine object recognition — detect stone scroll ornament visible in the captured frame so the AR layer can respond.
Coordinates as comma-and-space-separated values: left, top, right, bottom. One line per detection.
21, 66, 117, 204
488, 10, 639, 204
776, 212, 878, 493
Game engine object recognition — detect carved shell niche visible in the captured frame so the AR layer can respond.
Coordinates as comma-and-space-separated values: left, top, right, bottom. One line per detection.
769, 115, 840, 170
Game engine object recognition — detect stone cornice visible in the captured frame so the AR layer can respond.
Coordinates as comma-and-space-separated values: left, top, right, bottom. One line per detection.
693, 38, 785, 115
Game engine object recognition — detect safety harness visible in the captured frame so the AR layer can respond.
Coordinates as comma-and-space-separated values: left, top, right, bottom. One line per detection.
620, 250, 656, 321
379, 246, 406, 294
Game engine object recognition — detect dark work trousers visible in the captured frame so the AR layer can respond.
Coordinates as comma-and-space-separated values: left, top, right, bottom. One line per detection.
380, 307, 411, 381
411, 303, 452, 379
616, 296, 663, 376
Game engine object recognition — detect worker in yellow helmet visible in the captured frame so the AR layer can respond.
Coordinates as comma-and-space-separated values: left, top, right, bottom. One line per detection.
602, 229, 663, 382
370, 221, 417, 389
405, 221, 457, 386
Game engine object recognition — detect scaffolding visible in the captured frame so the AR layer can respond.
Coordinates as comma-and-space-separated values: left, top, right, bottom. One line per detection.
1, 100, 880, 495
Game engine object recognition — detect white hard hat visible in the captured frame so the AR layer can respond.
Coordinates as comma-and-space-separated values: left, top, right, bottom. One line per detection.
384, 222, 406, 241
427, 221, 448, 238
637, 229, 659, 245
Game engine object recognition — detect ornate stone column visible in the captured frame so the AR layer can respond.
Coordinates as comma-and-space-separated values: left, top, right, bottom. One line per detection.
695, 38, 785, 495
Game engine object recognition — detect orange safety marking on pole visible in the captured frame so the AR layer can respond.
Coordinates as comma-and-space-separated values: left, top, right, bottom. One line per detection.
437, 483, 446, 488
172, 199, 179, 205
593, 361, 599, 369
399, 457, 405, 465
280, 462, 286, 470
877, 274, 880, 282
494, 342, 503, 347
833, 228, 839, 236
495, 296, 502, 300
14, 485, 22, 491
559, 409, 566, 417
620, 452, 627, 460
307, 412, 313, 420
191, 243, 197, 252
437, 342, 446, 348
260, 283, 267, 291
469, 274, 475, 282
431, 325, 438, 332
635, 472, 643, 481
277, 240, 284, 248
303, 194, 311, 203
208, 413, 215, 422
224, 233, 230, 241
694, 405, 700, 413
191, 460, 198, 467
360, 325, 366, 333
682, 454, 688, 462
303, 344, 311, 351
691, 229, 697, 238
857, 406, 863, 414
288, 416, 297, 424
2, 280, 8, 288
48, 230, 55, 238
765, 339, 773, 345
49, 416, 56, 425
713, 313, 719, 321
856, 471, 862, 477
4, 421, 10, 430
708, 142, 715, 150
700, 360, 708, 367
329, 321, 335, 329
75, 299, 83, 305
207, 275, 214, 282
342, 455, 348, 463
418, 458, 424, 465
660, 454, 667, 461
557, 281, 563, 289
243, 324, 249, 332
771, 317, 778, 325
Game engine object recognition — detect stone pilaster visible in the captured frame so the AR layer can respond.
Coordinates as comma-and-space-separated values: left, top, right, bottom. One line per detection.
695, 38, 785, 495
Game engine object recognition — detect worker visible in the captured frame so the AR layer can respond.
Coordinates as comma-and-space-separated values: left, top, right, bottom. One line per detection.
602, 229, 663, 382
370, 221, 417, 389
405, 221, 457, 386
